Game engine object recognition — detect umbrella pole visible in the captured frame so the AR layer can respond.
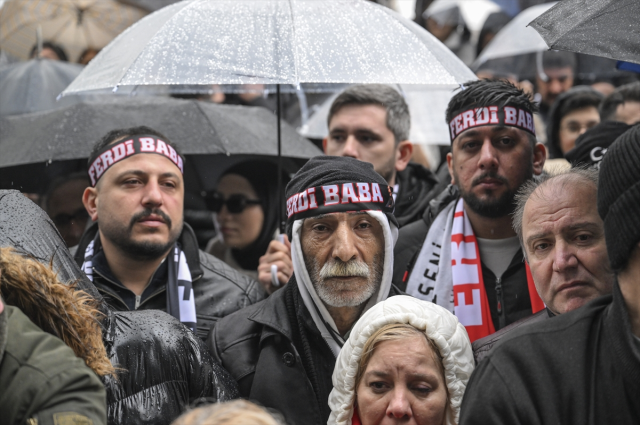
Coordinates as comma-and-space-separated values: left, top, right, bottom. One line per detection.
277, 84, 284, 233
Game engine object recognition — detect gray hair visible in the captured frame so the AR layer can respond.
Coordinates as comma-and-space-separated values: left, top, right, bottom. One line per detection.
512, 167, 599, 254
328, 84, 410, 144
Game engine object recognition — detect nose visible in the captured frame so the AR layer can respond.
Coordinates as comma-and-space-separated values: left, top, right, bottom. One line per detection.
553, 240, 578, 272
141, 180, 163, 208
477, 138, 499, 170
549, 79, 564, 94
386, 388, 412, 419
341, 135, 360, 159
331, 222, 359, 263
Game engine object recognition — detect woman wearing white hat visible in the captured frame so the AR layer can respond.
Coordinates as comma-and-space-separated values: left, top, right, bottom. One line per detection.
328, 295, 474, 425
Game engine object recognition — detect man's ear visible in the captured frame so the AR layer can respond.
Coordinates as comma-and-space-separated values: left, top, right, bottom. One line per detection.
446, 152, 455, 185
532, 143, 546, 176
394, 140, 413, 172
82, 187, 99, 222
322, 137, 328, 154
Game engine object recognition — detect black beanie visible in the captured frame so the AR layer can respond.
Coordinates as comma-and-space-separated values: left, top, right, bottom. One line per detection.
285, 156, 398, 239
565, 121, 632, 168
597, 124, 640, 271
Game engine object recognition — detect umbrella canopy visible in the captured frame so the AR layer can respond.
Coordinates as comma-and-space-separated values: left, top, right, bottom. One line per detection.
0, 0, 147, 62
530, 0, 640, 65
299, 85, 456, 146
0, 96, 320, 168
62, 0, 476, 96
473, 2, 555, 69
424, 0, 502, 33
0, 58, 84, 116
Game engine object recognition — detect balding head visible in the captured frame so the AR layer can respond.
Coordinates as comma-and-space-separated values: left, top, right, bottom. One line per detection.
512, 168, 614, 315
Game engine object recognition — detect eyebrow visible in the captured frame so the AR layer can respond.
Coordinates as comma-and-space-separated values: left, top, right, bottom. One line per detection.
364, 370, 437, 382
309, 212, 368, 220
525, 221, 601, 245
114, 170, 181, 180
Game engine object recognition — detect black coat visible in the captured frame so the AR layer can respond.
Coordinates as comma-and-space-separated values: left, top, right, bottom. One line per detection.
394, 163, 442, 227
208, 278, 403, 425
460, 284, 640, 425
103, 309, 238, 424
75, 223, 267, 340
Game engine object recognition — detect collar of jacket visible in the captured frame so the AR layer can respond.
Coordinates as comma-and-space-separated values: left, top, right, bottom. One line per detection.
421, 184, 460, 225
74, 221, 204, 281
0, 297, 7, 364
246, 277, 405, 346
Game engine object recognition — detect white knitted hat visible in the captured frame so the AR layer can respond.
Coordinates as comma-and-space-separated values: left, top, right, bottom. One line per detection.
328, 295, 474, 425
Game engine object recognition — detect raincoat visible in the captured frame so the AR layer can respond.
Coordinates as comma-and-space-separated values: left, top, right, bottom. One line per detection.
0, 190, 239, 425
328, 295, 475, 425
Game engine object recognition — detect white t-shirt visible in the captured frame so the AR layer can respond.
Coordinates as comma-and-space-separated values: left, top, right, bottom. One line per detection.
476, 236, 522, 280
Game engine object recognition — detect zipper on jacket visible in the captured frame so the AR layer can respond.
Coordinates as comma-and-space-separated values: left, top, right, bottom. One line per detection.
495, 276, 506, 329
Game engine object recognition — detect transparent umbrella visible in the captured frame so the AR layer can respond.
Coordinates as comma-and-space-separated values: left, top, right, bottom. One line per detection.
61, 0, 476, 229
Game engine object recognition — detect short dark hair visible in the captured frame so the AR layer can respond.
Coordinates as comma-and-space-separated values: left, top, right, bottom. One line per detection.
599, 81, 640, 121
541, 50, 576, 72
89, 126, 184, 168
328, 84, 410, 144
30, 41, 68, 62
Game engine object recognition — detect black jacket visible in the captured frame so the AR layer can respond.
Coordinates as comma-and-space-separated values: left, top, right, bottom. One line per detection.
472, 309, 552, 364
394, 163, 442, 227
460, 284, 640, 425
75, 223, 266, 340
207, 278, 403, 425
393, 185, 534, 331
103, 309, 238, 424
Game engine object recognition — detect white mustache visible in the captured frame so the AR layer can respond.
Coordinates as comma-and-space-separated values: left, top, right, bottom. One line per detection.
319, 259, 370, 279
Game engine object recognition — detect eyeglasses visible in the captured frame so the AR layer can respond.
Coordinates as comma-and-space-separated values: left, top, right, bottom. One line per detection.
560, 121, 598, 134
205, 193, 261, 214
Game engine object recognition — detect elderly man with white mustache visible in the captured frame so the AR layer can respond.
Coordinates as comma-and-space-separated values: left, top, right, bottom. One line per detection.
207, 156, 403, 425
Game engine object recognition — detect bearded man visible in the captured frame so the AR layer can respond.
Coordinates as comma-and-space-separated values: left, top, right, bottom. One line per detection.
394, 79, 547, 342
75, 126, 265, 340
208, 156, 402, 425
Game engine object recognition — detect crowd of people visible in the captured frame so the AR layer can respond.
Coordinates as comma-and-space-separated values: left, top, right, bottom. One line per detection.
1, 1, 640, 425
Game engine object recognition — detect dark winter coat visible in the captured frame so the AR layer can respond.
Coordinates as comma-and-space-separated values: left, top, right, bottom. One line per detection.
74, 223, 266, 340
208, 278, 403, 425
472, 308, 552, 364
102, 309, 238, 424
394, 163, 442, 227
393, 185, 535, 331
0, 190, 239, 425
0, 304, 107, 425
460, 284, 640, 425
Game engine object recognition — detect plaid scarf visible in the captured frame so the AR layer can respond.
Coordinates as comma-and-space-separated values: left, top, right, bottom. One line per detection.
81, 236, 197, 332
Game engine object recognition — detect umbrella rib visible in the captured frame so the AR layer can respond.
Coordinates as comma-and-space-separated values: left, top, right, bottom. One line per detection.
286, 0, 300, 85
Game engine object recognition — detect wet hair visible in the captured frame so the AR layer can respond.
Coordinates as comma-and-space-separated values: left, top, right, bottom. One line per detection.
599, 81, 640, 121
171, 400, 285, 425
354, 323, 451, 416
29, 41, 69, 61
512, 167, 599, 252
446, 79, 538, 145
541, 50, 577, 72
558, 91, 602, 120
328, 84, 410, 144
89, 126, 184, 170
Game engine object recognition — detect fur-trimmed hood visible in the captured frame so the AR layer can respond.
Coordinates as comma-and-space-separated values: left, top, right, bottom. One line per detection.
328, 295, 475, 425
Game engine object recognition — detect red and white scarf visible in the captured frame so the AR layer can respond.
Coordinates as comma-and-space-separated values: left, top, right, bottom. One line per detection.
406, 198, 544, 342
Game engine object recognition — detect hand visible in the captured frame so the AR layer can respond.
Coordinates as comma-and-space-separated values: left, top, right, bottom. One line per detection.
258, 235, 292, 294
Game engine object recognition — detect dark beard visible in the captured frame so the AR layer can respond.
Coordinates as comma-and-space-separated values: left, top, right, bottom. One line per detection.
101, 208, 182, 261
458, 166, 532, 218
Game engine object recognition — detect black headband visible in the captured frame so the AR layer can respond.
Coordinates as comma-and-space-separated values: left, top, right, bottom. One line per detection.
448, 104, 536, 141
88, 135, 183, 186
286, 182, 395, 224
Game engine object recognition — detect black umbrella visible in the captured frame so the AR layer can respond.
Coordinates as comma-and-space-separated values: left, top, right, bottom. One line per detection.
529, 0, 640, 65
0, 96, 321, 193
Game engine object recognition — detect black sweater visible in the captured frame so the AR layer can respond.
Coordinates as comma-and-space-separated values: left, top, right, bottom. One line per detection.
460, 283, 640, 425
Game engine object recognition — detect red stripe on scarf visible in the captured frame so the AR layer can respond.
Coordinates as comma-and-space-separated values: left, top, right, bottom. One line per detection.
526, 261, 545, 313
